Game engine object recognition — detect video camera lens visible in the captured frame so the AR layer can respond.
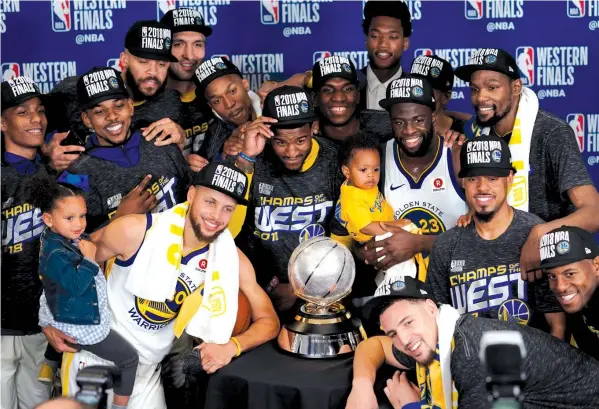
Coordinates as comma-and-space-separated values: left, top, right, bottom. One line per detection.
75, 365, 119, 409
479, 331, 527, 409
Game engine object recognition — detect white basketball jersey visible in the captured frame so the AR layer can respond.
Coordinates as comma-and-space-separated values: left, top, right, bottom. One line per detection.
383, 138, 468, 235
105, 214, 208, 364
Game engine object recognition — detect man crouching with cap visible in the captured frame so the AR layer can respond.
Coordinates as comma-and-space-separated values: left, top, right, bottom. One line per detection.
540, 226, 599, 361
233, 86, 350, 316
346, 276, 599, 409
44, 161, 279, 409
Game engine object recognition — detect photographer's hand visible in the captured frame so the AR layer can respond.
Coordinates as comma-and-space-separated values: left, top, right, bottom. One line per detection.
42, 325, 78, 353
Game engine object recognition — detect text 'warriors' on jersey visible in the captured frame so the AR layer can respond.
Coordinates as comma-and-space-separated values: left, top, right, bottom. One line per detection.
106, 214, 208, 364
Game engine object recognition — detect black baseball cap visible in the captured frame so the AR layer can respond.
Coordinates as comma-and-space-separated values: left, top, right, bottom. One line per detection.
263, 86, 317, 128
77, 67, 129, 110
455, 48, 519, 82
410, 55, 454, 92
379, 74, 436, 111
1, 76, 50, 113
312, 55, 359, 91
192, 161, 248, 206
193, 57, 242, 100
362, 276, 435, 321
458, 134, 516, 178
540, 226, 599, 270
362, 0, 412, 38
160, 8, 212, 37
125, 20, 178, 62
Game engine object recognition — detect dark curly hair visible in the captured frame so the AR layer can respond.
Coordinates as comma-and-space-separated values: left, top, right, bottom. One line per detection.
339, 131, 381, 167
362, 1, 412, 37
22, 173, 84, 214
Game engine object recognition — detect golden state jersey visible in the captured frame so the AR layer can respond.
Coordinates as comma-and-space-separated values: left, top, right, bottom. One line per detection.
105, 213, 208, 364
383, 136, 467, 235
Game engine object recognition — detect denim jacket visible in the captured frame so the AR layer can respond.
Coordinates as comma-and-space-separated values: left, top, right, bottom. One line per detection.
38, 229, 100, 325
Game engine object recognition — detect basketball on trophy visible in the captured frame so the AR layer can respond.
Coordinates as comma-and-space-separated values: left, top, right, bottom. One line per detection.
278, 237, 366, 358
288, 236, 356, 306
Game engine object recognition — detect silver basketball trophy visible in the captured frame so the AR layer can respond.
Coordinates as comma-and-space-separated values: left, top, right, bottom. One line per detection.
277, 237, 367, 358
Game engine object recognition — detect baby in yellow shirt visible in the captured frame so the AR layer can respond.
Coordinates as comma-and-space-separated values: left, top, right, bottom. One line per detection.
336, 133, 423, 285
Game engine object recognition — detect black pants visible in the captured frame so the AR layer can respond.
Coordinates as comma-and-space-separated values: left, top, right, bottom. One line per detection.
84, 330, 139, 396
47, 330, 139, 396
44, 343, 63, 362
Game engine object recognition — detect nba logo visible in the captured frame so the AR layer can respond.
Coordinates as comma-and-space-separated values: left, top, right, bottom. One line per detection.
465, 0, 484, 20
51, 0, 72, 32
567, 0, 586, 17
313, 51, 332, 64
414, 49, 434, 58
567, 113, 585, 153
515, 47, 534, 86
156, 0, 176, 20
106, 58, 124, 72
211, 54, 230, 60
260, 0, 279, 25
1, 63, 20, 82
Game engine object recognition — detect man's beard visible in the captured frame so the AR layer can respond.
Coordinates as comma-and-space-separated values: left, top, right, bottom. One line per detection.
190, 215, 225, 244
475, 101, 512, 128
475, 209, 496, 223
397, 127, 434, 158
125, 68, 167, 102
414, 344, 436, 366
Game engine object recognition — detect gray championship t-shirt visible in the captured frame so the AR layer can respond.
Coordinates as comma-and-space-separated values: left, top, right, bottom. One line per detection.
427, 209, 561, 329
468, 110, 594, 222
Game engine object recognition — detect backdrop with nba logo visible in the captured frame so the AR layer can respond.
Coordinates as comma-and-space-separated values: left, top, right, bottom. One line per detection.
1, 0, 597, 189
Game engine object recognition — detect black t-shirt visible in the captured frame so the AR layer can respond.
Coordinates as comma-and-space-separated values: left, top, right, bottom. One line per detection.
196, 117, 236, 162
235, 137, 348, 286
568, 290, 599, 361
317, 109, 394, 147
1, 160, 51, 335
450, 117, 466, 134
65, 132, 190, 232
465, 110, 594, 222
178, 91, 212, 156
427, 209, 561, 330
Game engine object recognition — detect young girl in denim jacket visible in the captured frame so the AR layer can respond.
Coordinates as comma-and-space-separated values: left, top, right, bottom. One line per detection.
26, 174, 138, 409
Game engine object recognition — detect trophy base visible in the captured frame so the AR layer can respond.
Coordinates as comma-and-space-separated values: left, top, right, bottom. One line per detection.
277, 303, 367, 359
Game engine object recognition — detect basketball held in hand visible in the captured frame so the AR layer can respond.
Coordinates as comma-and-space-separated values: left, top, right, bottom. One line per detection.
233, 291, 251, 336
